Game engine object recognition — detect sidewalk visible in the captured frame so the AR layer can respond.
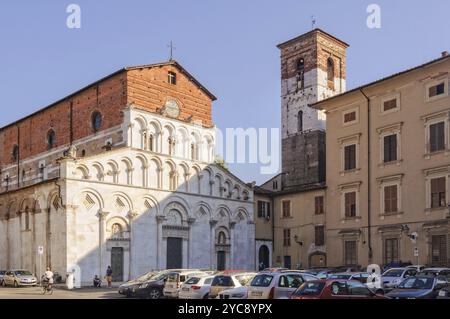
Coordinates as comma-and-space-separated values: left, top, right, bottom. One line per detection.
54, 282, 124, 290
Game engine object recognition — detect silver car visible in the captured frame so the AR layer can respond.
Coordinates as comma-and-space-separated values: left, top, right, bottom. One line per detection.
2, 270, 38, 287
248, 271, 319, 299
381, 267, 417, 291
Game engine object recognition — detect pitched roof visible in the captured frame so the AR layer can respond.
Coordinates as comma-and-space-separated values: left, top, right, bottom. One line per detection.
277, 28, 349, 49
0, 60, 216, 131
312, 54, 450, 110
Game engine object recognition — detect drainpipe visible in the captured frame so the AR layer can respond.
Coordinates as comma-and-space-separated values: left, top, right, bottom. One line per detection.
360, 89, 373, 262
16, 125, 20, 188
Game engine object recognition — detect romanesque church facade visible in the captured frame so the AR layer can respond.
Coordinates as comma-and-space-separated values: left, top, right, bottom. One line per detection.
0, 61, 255, 284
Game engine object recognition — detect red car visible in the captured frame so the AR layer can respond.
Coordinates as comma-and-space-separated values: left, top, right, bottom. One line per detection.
290, 279, 389, 299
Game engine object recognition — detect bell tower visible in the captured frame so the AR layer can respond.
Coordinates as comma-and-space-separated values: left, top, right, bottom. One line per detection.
277, 29, 348, 188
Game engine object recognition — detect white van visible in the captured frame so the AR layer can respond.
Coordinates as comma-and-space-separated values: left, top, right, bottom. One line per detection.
163, 270, 207, 298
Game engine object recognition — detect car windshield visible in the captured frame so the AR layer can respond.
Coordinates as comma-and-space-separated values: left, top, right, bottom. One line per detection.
383, 269, 403, 277
398, 277, 434, 289
15, 271, 32, 276
167, 273, 179, 282
235, 275, 254, 286
293, 282, 325, 296
250, 274, 273, 287
150, 273, 168, 281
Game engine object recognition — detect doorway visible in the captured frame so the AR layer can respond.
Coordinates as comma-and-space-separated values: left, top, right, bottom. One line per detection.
217, 251, 226, 271
166, 237, 183, 269
111, 247, 124, 282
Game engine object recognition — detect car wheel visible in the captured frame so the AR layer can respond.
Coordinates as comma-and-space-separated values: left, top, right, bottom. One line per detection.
203, 293, 209, 299
148, 288, 161, 299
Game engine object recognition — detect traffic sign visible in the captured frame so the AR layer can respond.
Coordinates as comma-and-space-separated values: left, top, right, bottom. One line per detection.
414, 247, 419, 257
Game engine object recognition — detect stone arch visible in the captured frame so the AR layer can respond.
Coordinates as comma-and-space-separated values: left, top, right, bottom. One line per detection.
213, 173, 224, 197
148, 157, 162, 189
133, 115, 147, 149
163, 160, 177, 191
177, 126, 189, 158
92, 162, 105, 181
178, 162, 190, 192
105, 160, 119, 183
215, 226, 230, 244
162, 124, 176, 155
215, 205, 231, 224
194, 201, 213, 220
190, 130, 202, 161
224, 180, 232, 198
142, 195, 160, 216
189, 165, 201, 194
203, 134, 215, 163
119, 157, 133, 185
162, 198, 191, 225
233, 207, 249, 223
134, 154, 148, 187
110, 192, 134, 214
73, 188, 104, 213
106, 216, 130, 239
75, 164, 90, 180
148, 120, 162, 152
232, 184, 241, 200
202, 167, 213, 196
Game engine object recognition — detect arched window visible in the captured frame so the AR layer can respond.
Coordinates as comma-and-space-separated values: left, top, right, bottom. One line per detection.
24, 207, 30, 231
298, 110, 303, 132
91, 111, 102, 132
297, 58, 305, 71
47, 129, 56, 149
327, 58, 335, 89
12, 145, 19, 162
168, 137, 175, 156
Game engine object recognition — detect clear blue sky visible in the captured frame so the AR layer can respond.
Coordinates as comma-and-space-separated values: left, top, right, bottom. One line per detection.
1, 0, 449, 184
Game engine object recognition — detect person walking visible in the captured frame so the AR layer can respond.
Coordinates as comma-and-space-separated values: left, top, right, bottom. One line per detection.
106, 266, 113, 288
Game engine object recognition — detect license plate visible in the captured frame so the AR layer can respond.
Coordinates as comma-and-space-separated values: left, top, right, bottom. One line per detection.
252, 291, 263, 297
439, 291, 446, 297
182, 288, 190, 292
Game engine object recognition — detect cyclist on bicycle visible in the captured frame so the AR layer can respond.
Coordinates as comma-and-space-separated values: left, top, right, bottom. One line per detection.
43, 267, 54, 288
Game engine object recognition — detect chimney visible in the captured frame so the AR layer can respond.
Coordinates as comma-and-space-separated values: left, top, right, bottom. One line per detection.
442, 51, 449, 57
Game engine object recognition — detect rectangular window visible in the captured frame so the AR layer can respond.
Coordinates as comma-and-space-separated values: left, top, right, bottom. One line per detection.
383, 134, 397, 163
344, 241, 357, 266
257, 201, 271, 219
282, 201, 291, 218
384, 238, 399, 264
384, 185, 398, 214
344, 144, 357, 171
283, 256, 292, 269
315, 196, 324, 215
383, 98, 397, 112
344, 111, 356, 123
345, 192, 357, 218
431, 177, 446, 209
429, 82, 445, 98
429, 122, 445, 153
315, 226, 325, 246
431, 235, 447, 266
168, 71, 177, 85
283, 229, 291, 247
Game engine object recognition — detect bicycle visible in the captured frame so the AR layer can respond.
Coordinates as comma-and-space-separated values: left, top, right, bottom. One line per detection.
41, 279, 54, 295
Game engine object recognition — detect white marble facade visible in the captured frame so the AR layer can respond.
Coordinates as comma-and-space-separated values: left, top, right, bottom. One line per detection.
0, 105, 255, 284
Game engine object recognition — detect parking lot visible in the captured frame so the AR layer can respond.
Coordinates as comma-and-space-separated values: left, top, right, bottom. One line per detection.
0, 286, 124, 299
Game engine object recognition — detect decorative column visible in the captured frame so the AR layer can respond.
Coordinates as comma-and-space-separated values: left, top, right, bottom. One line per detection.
97, 209, 109, 278
17, 210, 23, 269
127, 210, 139, 280
127, 123, 134, 148
247, 220, 256, 270
209, 180, 215, 196
187, 217, 196, 268
229, 221, 236, 269
157, 168, 163, 189
156, 215, 166, 270
209, 219, 218, 269
142, 165, 148, 188
65, 205, 79, 273
184, 173, 190, 192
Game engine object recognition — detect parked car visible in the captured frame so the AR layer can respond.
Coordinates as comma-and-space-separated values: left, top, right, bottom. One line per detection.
437, 285, 450, 299
178, 275, 214, 299
301, 268, 337, 279
418, 268, 450, 280
119, 271, 157, 297
209, 272, 255, 299
0, 270, 6, 285
333, 266, 362, 273
2, 270, 37, 287
218, 285, 249, 299
290, 280, 389, 299
381, 267, 417, 291
382, 262, 413, 272
129, 270, 184, 299
386, 275, 448, 299
247, 271, 319, 299
163, 270, 208, 298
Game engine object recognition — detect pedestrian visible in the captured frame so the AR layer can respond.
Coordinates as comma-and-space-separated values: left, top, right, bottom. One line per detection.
106, 266, 113, 288
93, 275, 102, 288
